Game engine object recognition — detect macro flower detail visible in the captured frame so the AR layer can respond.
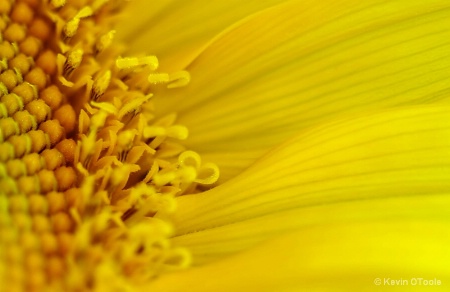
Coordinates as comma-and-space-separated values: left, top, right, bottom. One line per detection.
2, 0, 450, 291
0, 0, 218, 291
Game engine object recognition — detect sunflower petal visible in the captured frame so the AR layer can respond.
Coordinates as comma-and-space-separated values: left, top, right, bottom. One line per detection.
173, 193, 450, 265
153, 0, 450, 182
117, 0, 285, 70
166, 106, 450, 235
148, 220, 450, 291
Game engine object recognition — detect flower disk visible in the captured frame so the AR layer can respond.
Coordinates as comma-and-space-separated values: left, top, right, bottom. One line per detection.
0, 0, 219, 291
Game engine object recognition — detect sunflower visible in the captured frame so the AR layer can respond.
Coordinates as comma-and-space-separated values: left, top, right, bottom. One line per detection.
1, 0, 450, 291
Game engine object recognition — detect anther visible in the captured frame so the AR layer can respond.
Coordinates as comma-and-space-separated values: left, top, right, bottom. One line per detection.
118, 93, 152, 119
63, 49, 83, 77
116, 130, 135, 161
63, 6, 93, 39
51, 0, 66, 8
90, 101, 117, 116
91, 70, 111, 100
96, 30, 115, 53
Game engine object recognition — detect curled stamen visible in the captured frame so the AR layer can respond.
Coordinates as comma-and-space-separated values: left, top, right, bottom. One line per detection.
178, 151, 219, 185
143, 125, 188, 140
147, 73, 169, 85
116, 56, 158, 71
147, 71, 190, 88
167, 71, 190, 88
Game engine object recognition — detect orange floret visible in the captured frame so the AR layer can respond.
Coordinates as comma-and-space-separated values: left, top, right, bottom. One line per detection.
19, 36, 42, 58
54, 166, 76, 191
39, 85, 63, 111
36, 50, 57, 75
46, 191, 67, 214
39, 119, 64, 145
28, 17, 52, 41
10, 2, 34, 25
4, 22, 27, 42
25, 100, 50, 123
13, 82, 38, 104
55, 139, 76, 164
25, 67, 47, 90
9, 54, 32, 74
54, 104, 76, 133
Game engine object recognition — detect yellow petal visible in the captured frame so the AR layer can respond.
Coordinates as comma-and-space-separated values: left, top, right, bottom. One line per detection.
149, 220, 450, 291
174, 193, 450, 265
166, 105, 450, 235
153, 0, 450, 182
118, 0, 285, 70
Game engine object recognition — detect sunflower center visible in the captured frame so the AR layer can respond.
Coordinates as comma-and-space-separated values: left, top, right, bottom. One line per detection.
0, 0, 219, 291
